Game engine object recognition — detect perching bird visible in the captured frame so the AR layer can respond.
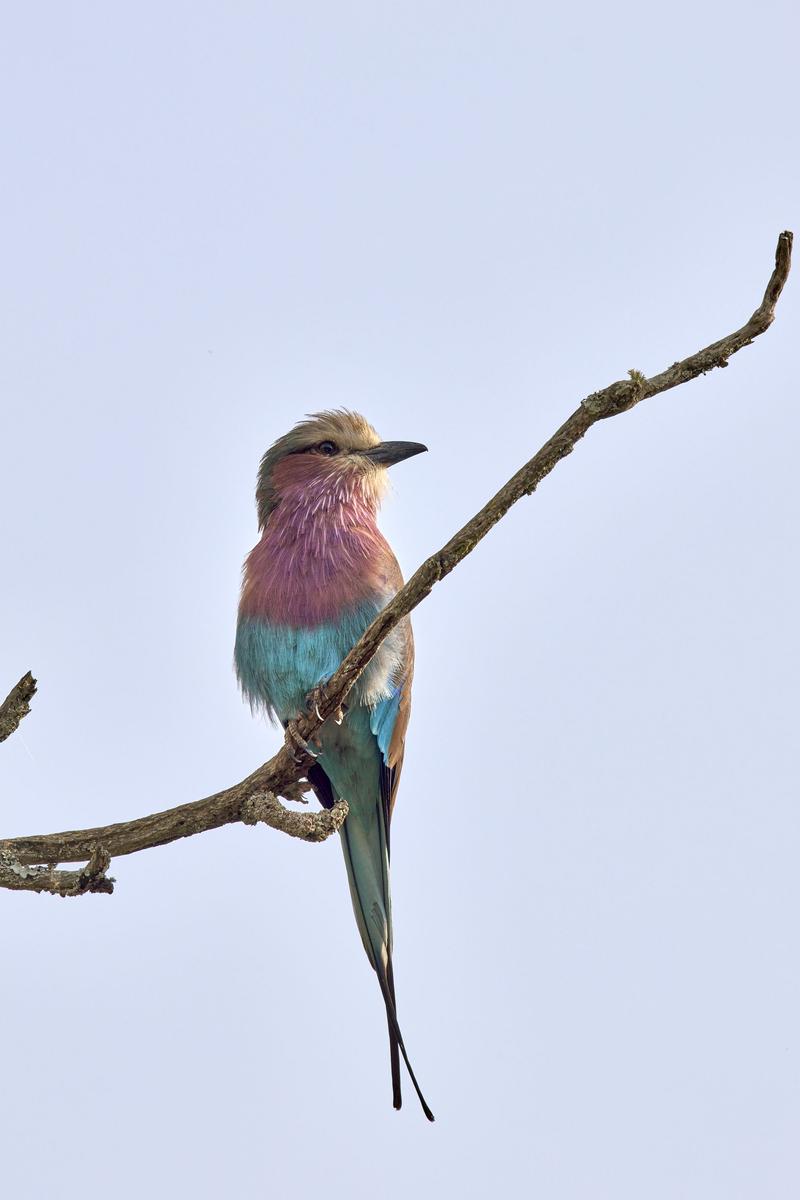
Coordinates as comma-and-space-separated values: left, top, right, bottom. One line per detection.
234, 410, 433, 1121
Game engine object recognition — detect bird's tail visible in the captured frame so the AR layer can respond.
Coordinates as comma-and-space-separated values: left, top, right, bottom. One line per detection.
340, 803, 434, 1122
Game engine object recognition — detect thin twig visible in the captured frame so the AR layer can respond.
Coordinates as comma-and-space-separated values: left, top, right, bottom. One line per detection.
0, 231, 792, 891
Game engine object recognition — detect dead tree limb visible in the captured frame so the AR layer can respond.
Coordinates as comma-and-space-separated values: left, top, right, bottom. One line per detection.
1, 231, 792, 893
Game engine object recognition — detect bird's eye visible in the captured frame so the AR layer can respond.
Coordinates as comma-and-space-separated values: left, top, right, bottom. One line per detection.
317, 440, 339, 455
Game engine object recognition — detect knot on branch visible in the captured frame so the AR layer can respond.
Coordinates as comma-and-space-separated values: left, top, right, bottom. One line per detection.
582, 371, 648, 420
241, 791, 348, 843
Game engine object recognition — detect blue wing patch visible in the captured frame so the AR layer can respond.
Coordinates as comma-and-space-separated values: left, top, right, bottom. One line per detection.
370, 684, 402, 763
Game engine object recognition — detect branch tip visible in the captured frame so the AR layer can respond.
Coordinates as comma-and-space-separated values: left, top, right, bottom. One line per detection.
0, 671, 38, 745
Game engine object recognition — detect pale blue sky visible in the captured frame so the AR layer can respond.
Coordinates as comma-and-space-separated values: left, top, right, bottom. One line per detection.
1, 3, 798, 1197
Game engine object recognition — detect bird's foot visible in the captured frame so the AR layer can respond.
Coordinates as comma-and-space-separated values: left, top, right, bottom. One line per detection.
285, 718, 319, 763
285, 687, 348, 761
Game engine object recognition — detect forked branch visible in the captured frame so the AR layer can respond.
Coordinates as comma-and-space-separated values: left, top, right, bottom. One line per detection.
1, 231, 792, 894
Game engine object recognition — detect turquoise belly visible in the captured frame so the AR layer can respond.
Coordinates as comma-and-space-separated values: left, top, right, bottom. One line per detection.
234, 601, 392, 722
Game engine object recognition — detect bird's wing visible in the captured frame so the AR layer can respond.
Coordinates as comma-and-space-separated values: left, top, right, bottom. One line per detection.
370, 616, 414, 844
370, 551, 414, 832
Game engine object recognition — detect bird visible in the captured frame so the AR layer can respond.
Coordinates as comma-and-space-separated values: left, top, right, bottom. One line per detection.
234, 409, 434, 1121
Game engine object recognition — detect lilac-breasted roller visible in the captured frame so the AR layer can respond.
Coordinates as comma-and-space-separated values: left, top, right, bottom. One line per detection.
234, 410, 433, 1120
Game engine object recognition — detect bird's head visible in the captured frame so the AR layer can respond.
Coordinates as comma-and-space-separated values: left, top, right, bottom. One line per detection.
255, 409, 427, 528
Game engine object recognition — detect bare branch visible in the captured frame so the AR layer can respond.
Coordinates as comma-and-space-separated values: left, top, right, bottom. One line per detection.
0, 672, 37, 744
293, 231, 794, 737
0, 231, 792, 893
2, 764, 347, 869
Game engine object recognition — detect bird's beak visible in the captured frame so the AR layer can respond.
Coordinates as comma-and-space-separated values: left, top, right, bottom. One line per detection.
362, 440, 428, 467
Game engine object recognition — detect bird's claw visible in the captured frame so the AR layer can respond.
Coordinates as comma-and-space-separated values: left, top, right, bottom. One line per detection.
305, 684, 326, 723
304, 685, 348, 726
286, 719, 319, 762
285, 687, 349, 761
